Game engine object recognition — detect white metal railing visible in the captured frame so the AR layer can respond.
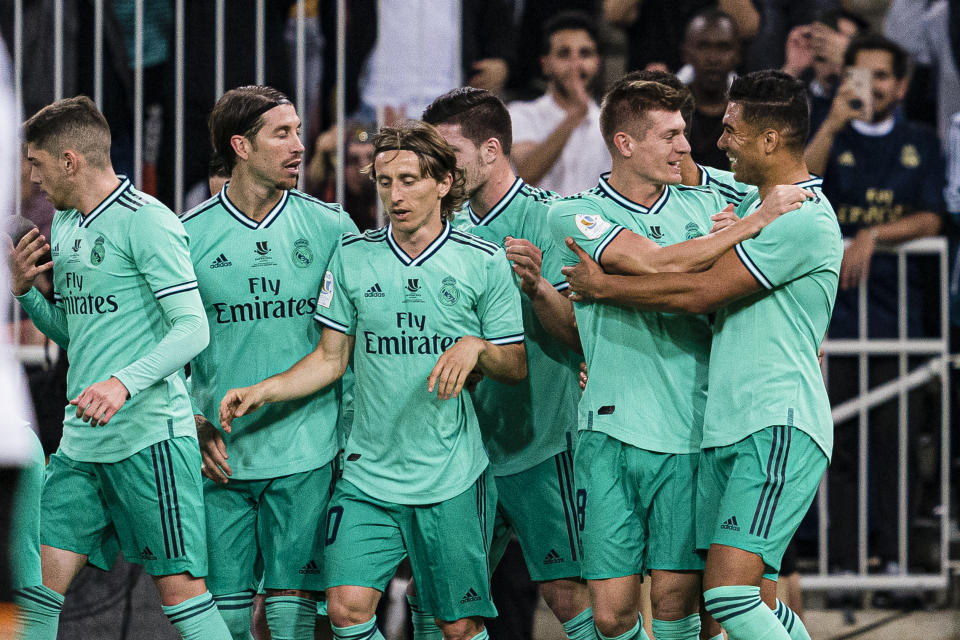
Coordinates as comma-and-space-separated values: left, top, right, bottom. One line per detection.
808, 237, 953, 591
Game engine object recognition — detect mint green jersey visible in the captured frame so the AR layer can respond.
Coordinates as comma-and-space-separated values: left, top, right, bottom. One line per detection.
697, 163, 754, 210
704, 178, 842, 458
47, 178, 198, 462
181, 187, 358, 479
453, 178, 581, 476
314, 222, 525, 504
548, 174, 726, 454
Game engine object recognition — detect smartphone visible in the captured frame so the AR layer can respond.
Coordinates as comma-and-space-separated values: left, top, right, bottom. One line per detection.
845, 67, 873, 121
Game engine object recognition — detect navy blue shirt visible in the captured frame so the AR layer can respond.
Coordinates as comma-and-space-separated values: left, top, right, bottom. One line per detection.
821, 117, 945, 338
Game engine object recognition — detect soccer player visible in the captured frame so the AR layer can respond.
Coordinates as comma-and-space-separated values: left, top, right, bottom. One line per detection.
180, 85, 358, 640
10, 96, 229, 639
218, 121, 527, 640
560, 70, 842, 640
422, 87, 592, 640
545, 78, 810, 640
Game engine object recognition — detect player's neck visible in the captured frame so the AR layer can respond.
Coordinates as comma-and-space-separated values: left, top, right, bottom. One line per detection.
225, 173, 284, 222
756, 155, 811, 200
75, 170, 121, 216
470, 165, 517, 217
607, 169, 664, 208
391, 213, 446, 258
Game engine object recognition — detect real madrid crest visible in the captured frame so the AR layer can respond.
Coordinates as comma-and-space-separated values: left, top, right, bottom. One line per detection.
292, 237, 313, 268
90, 235, 106, 265
439, 276, 459, 306
685, 222, 703, 240
900, 144, 920, 168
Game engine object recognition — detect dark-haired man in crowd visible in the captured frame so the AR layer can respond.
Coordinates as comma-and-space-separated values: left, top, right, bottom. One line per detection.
509, 11, 610, 195
561, 70, 840, 640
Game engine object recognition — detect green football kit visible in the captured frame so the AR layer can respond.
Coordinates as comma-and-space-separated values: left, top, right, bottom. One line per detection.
314, 221, 524, 620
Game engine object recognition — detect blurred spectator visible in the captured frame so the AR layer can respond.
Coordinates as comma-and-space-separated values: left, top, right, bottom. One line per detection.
807, 33, 944, 575
782, 8, 867, 135
357, 0, 515, 121
509, 11, 610, 195
678, 9, 739, 170
605, 0, 758, 73
742, 0, 838, 72
305, 121, 379, 231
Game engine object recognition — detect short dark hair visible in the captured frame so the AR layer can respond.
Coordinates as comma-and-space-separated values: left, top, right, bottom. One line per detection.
208, 85, 293, 172
619, 70, 696, 134
368, 121, 467, 221
727, 70, 810, 152
23, 95, 112, 168
422, 87, 513, 156
600, 79, 688, 148
541, 10, 600, 56
844, 33, 910, 80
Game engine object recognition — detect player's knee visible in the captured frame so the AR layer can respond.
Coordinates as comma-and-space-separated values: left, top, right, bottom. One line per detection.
326, 588, 377, 628
650, 581, 699, 621
435, 616, 484, 640
592, 606, 637, 637
540, 579, 589, 622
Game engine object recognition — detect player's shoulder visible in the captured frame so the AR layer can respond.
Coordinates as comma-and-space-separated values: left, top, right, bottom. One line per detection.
340, 225, 388, 249
288, 189, 346, 216
179, 192, 222, 226
448, 227, 502, 257
549, 186, 604, 212
698, 164, 754, 205
518, 182, 559, 205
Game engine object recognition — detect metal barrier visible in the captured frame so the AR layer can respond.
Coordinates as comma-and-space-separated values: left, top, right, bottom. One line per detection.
809, 237, 953, 591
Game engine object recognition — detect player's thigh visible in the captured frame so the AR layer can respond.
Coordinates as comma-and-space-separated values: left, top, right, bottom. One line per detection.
406, 470, 498, 623
259, 461, 336, 591
496, 450, 582, 581
100, 437, 208, 577
646, 452, 703, 573
322, 479, 407, 594
574, 431, 645, 580
705, 426, 827, 574
202, 476, 259, 594
40, 450, 119, 572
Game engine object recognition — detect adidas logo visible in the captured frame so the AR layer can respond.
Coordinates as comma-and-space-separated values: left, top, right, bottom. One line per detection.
299, 560, 321, 575
544, 549, 563, 565
459, 588, 482, 604
364, 283, 385, 298
209, 253, 232, 268
720, 516, 740, 531
139, 546, 157, 561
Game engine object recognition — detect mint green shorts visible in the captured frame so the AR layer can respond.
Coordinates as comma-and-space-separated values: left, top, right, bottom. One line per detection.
696, 426, 827, 573
203, 461, 336, 594
322, 473, 497, 622
41, 437, 207, 577
575, 430, 702, 579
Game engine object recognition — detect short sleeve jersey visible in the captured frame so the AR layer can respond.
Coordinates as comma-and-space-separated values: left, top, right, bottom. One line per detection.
547, 174, 725, 453
314, 222, 525, 504
697, 164, 754, 211
181, 187, 358, 479
452, 178, 581, 476
704, 177, 843, 458
48, 178, 199, 462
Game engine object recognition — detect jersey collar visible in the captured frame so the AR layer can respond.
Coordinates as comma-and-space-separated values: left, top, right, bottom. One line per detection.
79, 176, 131, 228
219, 186, 290, 230
597, 172, 670, 215
466, 177, 524, 226
386, 220, 451, 266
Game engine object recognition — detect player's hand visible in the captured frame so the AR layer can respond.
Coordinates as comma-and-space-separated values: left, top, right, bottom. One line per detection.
196, 414, 232, 484
708, 204, 738, 233
754, 185, 813, 225
839, 228, 876, 289
468, 58, 509, 93
70, 377, 130, 427
219, 384, 267, 432
428, 335, 485, 400
561, 238, 607, 302
578, 361, 588, 391
505, 236, 543, 297
7, 227, 53, 297
782, 24, 814, 77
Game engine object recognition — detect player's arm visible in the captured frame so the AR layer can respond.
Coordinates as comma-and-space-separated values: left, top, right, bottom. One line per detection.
601, 185, 812, 275
219, 327, 354, 430
504, 236, 581, 352
564, 239, 762, 314
428, 337, 526, 401
8, 228, 68, 348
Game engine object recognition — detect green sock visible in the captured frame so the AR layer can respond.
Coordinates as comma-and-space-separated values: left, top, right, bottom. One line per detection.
651, 613, 700, 639
708, 635, 724, 640
265, 595, 317, 639
213, 590, 255, 640
562, 607, 597, 640
597, 616, 650, 640
468, 628, 489, 640
773, 599, 811, 640
331, 615, 386, 640
407, 594, 443, 640
703, 586, 790, 640
163, 591, 233, 640
13, 584, 63, 640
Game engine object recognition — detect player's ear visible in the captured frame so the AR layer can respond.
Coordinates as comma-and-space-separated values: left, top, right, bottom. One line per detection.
613, 131, 633, 158
230, 134, 250, 161
61, 149, 81, 176
482, 137, 500, 164
438, 172, 452, 198
761, 128, 780, 154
